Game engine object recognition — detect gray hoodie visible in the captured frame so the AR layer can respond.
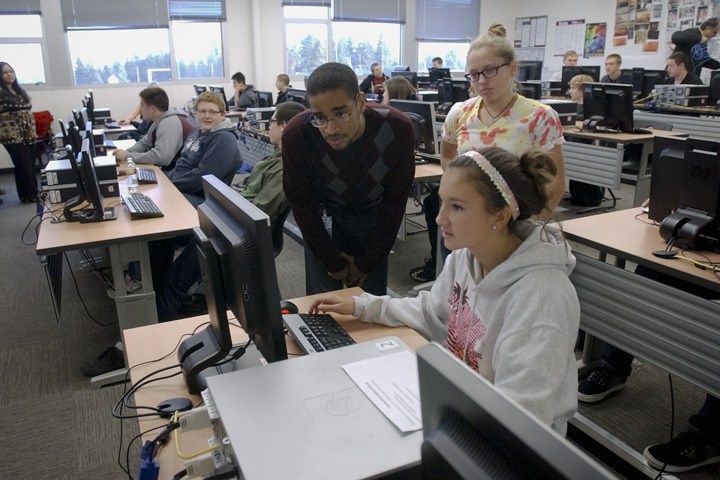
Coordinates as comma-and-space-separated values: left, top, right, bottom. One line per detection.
353, 221, 580, 434
126, 108, 188, 166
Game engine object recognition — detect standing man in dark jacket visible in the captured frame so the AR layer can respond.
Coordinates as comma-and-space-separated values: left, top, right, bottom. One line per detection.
672, 18, 720, 76
282, 62, 415, 296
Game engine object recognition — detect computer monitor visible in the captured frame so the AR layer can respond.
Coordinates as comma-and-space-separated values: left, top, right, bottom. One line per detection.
649, 136, 720, 251
63, 140, 109, 223
640, 69, 668, 99
177, 175, 288, 394
428, 67, 451, 84
65, 121, 83, 154
193, 84, 207, 96
437, 78, 471, 104
417, 343, 617, 480
82, 90, 95, 125
257, 91, 273, 108
72, 109, 86, 131
390, 99, 439, 155
393, 65, 410, 72
207, 85, 229, 111
560, 66, 601, 97
285, 88, 309, 107
516, 61, 543, 81
518, 80, 543, 100
582, 82, 634, 132
620, 68, 645, 98
391, 71, 419, 88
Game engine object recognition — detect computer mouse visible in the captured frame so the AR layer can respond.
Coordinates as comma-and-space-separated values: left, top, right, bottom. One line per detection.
280, 300, 298, 315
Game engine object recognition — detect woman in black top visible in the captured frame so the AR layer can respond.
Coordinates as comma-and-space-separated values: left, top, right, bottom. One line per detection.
0, 62, 38, 202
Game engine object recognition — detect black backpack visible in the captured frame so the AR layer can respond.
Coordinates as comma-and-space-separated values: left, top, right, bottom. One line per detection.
569, 180, 605, 207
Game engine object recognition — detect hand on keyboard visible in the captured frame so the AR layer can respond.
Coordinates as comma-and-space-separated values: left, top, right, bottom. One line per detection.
308, 294, 356, 316
284, 313, 356, 353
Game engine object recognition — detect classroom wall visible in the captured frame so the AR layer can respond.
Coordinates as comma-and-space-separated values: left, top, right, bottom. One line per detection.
0, 1, 676, 169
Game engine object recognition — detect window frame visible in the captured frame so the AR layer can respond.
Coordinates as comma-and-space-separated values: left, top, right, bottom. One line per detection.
0, 13, 47, 85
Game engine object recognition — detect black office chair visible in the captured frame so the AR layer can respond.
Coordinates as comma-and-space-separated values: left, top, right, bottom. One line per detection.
623, 121, 673, 174
272, 207, 292, 257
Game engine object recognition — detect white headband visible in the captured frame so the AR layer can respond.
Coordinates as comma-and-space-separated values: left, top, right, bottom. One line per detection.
463, 150, 520, 220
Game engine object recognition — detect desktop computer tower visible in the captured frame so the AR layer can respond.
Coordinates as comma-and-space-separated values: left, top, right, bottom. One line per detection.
540, 99, 578, 126
42, 156, 119, 204
655, 84, 710, 107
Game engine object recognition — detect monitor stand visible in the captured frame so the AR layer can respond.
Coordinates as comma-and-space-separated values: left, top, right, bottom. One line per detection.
196, 343, 266, 388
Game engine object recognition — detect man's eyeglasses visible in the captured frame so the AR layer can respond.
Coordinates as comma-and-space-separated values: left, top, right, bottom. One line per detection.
464, 62, 510, 83
310, 94, 359, 128
194, 109, 222, 116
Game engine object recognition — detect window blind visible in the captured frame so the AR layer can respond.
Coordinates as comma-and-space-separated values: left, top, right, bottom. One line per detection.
333, 0, 406, 23
61, 0, 169, 30
169, 0, 226, 21
282, 0, 331, 6
0, 0, 40, 14
416, 0, 480, 42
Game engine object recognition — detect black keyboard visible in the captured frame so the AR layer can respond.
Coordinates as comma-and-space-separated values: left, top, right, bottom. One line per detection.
283, 313, 356, 353
122, 193, 164, 220
137, 168, 158, 184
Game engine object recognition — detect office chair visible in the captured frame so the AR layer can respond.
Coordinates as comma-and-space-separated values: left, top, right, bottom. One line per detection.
622, 121, 673, 175
272, 207, 292, 257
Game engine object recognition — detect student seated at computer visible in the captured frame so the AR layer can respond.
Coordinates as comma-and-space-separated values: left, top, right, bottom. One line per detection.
154, 101, 307, 322
228, 71, 258, 109
664, 52, 704, 86
80, 91, 243, 377
431, 56, 443, 69
359, 63, 389, 99
381, 76, 418, 104
568, 74, 594, 120
551, 50, 579, 81
274, 73, 292, 105
113, 86, 193, 170
600, 53, 623, 83
311, 147, 581, 435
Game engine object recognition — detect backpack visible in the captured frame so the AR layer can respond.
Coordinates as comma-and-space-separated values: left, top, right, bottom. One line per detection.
569, 180, 605, 207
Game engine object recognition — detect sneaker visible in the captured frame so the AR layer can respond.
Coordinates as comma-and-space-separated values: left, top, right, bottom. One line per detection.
409, 258, 436, 283
644, 430, 720, 473
106, 278, 143, 299
577, 364, 627, 403
80, 346, 125, 377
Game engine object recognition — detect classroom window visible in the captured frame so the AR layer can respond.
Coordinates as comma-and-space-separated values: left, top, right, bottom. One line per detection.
172, 21, 224, 79
333, 22, 401, 76
417, 42, 469, 72
0, 14, 46, 84
286, 22, 329, 77
67, 29, 171, 85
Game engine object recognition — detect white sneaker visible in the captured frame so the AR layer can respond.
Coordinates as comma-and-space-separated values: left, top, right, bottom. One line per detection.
106, 278, 143, 299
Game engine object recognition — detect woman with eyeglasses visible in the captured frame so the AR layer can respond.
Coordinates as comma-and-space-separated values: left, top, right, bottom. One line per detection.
440, 29, 566, 218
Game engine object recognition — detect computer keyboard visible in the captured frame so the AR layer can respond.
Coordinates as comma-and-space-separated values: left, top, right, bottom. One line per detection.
122, 193, 164, 220
415, 152, 442, 163
283, 313, 356, 354
136, 168, 158, 184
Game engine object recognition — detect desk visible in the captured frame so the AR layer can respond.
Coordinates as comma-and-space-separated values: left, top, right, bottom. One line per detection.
560, 208, 720, 476
634, 109, 720, 143
125, 287, 428, 477
562, 124, 686, 206
36, 166, 198, 386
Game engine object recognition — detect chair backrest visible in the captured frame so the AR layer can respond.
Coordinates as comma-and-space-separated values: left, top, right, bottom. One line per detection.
272, 206, 292, 257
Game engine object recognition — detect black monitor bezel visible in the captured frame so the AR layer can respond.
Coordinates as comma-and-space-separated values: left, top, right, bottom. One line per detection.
582, 82, 634, 132
560, 66, 601, 97
207, 85, 229, 111
428, 67, 451, 84
285, 88, 309, 107
391, 71, 419, 88
389, 99, 439, 155
517, 61, 543, 81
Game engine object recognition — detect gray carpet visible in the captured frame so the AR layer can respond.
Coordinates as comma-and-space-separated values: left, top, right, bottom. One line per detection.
0, 173, 717, 479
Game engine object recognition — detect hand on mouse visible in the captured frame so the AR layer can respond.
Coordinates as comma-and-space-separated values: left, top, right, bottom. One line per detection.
309, 295, 355, 316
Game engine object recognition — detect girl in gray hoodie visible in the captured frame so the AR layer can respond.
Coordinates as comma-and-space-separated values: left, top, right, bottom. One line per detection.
310, 146, 581, 434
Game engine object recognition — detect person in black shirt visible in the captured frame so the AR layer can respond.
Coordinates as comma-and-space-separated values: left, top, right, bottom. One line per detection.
672, 18, 720, 77
665, 52, 704, 85
600, 53, 622, 83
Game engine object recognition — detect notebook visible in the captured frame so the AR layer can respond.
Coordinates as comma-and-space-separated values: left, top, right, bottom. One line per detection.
205, 336, 423, 480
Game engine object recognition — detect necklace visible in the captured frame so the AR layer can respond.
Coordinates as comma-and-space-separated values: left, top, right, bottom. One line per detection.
483, 94, 517, 120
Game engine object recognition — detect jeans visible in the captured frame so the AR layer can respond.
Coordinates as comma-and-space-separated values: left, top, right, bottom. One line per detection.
154, 237, 201, 322
305, 207, 389, 296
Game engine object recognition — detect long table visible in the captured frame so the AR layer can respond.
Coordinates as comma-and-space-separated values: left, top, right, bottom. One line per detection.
560, 208, 720, 477
36, 166, 198, 387
124, 287, 428, 478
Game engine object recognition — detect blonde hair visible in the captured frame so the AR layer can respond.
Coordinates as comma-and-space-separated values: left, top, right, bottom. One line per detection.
488, 23, 507, 37
569, 74, 594, 88
195, 91, 225, 113
468, 32, 516, 66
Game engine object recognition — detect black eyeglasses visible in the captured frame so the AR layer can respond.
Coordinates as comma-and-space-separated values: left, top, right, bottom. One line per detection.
464, 62, 510, 83
310, 93, 360, 128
